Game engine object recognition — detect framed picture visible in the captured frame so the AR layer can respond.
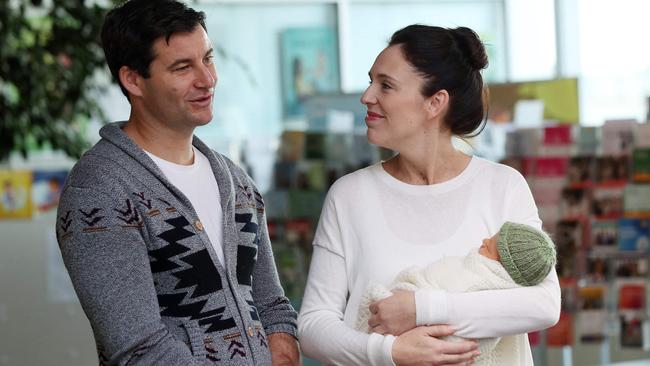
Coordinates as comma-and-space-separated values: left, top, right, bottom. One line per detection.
280, 27, 340, 119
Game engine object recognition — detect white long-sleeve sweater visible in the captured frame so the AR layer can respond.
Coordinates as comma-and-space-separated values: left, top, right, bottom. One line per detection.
298, 156, 561, 366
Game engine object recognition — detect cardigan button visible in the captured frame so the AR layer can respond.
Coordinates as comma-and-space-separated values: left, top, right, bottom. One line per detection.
247, 326, 254, 337
194, 220, 204, 231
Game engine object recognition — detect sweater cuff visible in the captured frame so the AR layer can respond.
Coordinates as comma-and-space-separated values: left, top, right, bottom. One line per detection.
367, 332, 397, 366
415, 289, 450, 326
264, 323, 298, 339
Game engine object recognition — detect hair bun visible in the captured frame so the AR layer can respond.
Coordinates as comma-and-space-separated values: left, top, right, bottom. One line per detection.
450, 27, 488, 71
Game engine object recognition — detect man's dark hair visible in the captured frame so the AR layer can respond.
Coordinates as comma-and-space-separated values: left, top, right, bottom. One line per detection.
101, 0, 207, 99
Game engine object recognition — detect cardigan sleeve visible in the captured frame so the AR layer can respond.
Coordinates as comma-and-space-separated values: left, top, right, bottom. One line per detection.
56, 186, 202, 365
249, 184, 298, 337
415, 169, 561, 338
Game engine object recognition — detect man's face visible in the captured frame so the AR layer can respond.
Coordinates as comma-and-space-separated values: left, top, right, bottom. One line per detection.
138, 25, 217, 131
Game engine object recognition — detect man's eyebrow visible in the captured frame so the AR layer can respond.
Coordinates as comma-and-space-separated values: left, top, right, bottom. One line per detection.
167, 48, 214, 70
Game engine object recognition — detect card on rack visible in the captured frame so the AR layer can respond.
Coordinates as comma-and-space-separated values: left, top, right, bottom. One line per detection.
617, 280, 646, 311
577, 310, 608, 343
632, 148, 650, 182
619, 311, 646, 349
577, 126, 600, 155
613, 257, 648, 278
541, 124, 573, 156
591, 186, 625, 219
635, 123, 650, 148
585, 256, 609, 282
595, 156, 630, 184
567, 156, 595, 187
602, 119, 637, 156
560, 187, 590, 220
590, 219, 618, 255
618, 219, 650, 252
624, 184, 650, 218
578, 284, 607, 310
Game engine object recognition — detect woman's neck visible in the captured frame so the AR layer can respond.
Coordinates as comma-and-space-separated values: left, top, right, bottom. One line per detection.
383, 141, 470, 185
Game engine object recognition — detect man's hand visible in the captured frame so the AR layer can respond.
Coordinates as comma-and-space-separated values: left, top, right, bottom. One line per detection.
392, 325, 480, 366
268, 332, 300, 366
368, 289, 416, 335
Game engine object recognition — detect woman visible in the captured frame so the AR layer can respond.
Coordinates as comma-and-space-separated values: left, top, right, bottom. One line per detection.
298, 24, 560, 366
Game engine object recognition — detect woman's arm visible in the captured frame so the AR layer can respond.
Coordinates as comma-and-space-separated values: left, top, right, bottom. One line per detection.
298, 245, 396, 366
415, 270, 560, 338
299, 246, 479, 366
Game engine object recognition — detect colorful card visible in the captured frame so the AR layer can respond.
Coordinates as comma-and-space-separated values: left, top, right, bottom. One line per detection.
32, 170, 67, 214
595, 156, 630, 183
591, 186, 624, 219
618, 219, 650, 252
632, 148, 650, 182
590, 219, 618, 254
624, 184, 650, 218
602, 119, 637, 156
560, 188, 590, 220
567, 156, 595, 187
578, 284, 606, 310
617, 280, 646, 310
619, 311, 645, 348
577, 310, 608, 343
0, 170, 33, 219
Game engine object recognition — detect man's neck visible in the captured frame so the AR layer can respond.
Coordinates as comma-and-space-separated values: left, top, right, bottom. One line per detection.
123, 115, 195, 165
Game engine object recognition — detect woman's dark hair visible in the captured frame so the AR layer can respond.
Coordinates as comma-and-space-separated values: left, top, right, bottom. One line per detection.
389, 24, 489, 137
101, 0, 207, 99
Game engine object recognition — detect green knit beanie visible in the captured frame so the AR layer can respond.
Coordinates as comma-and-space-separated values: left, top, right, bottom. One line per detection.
497, 222, 557, 286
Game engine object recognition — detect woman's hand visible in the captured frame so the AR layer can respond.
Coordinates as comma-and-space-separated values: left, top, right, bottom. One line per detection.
392, 325, 480, 366
368, 289, 416, 335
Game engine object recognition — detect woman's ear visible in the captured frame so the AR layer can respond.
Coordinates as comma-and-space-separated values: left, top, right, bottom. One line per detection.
118, 66, 144, 98
425, 89, 449, 120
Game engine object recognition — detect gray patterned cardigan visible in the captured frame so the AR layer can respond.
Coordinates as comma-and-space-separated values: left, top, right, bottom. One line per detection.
56, 122, 297, 365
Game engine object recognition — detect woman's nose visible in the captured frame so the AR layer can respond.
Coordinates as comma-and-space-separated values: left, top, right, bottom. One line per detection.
360, 86, 375, 105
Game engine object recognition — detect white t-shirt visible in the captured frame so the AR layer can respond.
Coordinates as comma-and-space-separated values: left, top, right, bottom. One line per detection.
145, 147, 225, 266
298, 156, 561, 366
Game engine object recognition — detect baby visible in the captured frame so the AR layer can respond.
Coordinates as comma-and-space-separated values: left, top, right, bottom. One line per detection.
356, 221, 557, 365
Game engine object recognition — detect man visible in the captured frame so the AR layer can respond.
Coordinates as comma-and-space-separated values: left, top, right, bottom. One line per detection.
55, 0, 299, 364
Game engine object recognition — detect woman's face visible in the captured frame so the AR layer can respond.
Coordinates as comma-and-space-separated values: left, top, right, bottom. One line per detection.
360, 45, 433, 151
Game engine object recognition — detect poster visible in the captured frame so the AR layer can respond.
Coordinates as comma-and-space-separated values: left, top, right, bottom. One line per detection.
281, 27, 340, 119
488, 78, 579, 124
0, 170, 32, 219
32, 170, 67, 214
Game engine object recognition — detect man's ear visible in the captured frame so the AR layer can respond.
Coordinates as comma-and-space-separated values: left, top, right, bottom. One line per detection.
118, 66, 144, 98
425, 89, 449, 120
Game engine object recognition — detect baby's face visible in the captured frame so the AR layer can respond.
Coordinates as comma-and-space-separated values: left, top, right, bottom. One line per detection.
479, 233, 500, 261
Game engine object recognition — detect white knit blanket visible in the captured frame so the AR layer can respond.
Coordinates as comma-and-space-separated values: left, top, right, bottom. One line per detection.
356, 249, 525, 366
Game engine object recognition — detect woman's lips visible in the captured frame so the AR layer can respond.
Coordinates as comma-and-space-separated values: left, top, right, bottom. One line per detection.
365, 111, 384, 123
